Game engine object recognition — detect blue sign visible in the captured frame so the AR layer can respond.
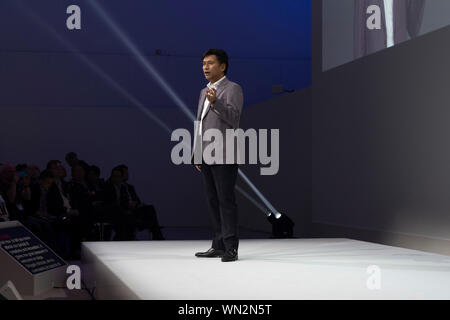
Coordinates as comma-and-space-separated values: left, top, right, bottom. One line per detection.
0, 226, 66, 275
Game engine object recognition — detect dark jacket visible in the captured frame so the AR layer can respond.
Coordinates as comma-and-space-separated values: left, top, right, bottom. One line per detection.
103, 181, 130, 211
354, 0, 426, 59
123, 183, 141, 205
46, 181, 71, 217
68, 180, 93, 217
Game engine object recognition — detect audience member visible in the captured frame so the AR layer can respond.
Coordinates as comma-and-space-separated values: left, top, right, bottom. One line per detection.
65, 152, 89, 171
0, 154, 166, 260
68, 163, 95, 240
24, 170, 58, 252
86, 165, 106, 203
117, 164, 164, 240
103, 167, 137, 240
46, 160, 83, 259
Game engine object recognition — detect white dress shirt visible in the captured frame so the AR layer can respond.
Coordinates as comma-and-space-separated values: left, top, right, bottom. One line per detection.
384, 0, 394, 48
56, 181, 72, 210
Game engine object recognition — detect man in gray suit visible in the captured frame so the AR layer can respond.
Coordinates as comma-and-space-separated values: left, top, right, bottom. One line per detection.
354, 0, 425, 59
192, 49, 243, 262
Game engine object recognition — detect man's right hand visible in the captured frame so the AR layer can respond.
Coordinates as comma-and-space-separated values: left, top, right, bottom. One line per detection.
195, 165, 201, 172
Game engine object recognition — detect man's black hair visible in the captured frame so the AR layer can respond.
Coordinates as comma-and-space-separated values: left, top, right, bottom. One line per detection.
202, 49, 229, 75
111, 166, 123, 176
116, 164, 128, 175
46, 160, 61, 170
66, 152, 78, 159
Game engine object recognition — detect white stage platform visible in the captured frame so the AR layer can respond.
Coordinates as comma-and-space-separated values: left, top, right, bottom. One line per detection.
81, 238, 450, 300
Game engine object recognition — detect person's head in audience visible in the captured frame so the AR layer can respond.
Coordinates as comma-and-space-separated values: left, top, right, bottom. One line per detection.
27, 164, 41, 183
16, 164, 27, 173
16, 164, 28, 180
71, 164, 86, 183
15, 163, 32, 189
86, 165, 101, 183
117, 164, 129, 183
46, 160, 67, 182
39, 170, 54, 190
65, 152, 79, 168
110, 167, 123, 186
0, 163, 17, 185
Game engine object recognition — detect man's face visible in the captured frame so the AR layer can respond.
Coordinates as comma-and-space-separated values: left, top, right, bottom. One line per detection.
87, 170, 99, 182
66, 158, 77, 167
27, 165, 40, 179
71, 165, 85, 181
49, 162, 66, 179
123, 168, 129, 182
203, 55, 225, 83
65, 154, 78, 167
0, 165, 16, 183
111, 170, 123, 185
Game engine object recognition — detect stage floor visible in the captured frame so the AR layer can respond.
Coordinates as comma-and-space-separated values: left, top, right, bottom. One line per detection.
81, 238, 450, 300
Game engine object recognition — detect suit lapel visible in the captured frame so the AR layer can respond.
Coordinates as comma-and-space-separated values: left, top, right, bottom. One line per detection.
197, 77, 229, 121
214, 78, 229, 101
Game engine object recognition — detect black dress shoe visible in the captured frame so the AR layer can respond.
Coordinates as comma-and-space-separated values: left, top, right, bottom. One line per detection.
195, 248, 225, 258
221, 248, 238, 262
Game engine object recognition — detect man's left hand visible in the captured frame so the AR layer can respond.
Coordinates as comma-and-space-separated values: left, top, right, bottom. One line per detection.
206, 88, 217, 104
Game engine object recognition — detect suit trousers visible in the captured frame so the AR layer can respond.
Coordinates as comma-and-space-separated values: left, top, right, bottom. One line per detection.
201, 163, 239, 252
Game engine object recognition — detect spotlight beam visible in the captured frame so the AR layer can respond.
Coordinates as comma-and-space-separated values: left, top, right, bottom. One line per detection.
15, 1, 228, 193
16, 2, 173, 135
237, 172, 282, 219
89, 1, 283, 219
88, 1, 195, 123
17, 2, 204, 171
235, 185, 270, 216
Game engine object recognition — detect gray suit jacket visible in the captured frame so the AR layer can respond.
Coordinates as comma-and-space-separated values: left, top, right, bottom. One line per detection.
192, 77, 244, 165
354, 0, 425, 59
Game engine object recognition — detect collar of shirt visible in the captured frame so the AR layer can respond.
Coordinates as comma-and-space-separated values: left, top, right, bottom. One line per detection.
198, 76, 227, 136
207, 75, 226, 90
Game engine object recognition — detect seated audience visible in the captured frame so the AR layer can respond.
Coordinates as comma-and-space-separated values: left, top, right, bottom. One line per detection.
117, 164, 164, 240
0, 154, 166, 257
86, 165, 106, 204
68, 163, 95, 241
46, 160, 83, 259
103, 166, 164, 241
24, 170, 59, 253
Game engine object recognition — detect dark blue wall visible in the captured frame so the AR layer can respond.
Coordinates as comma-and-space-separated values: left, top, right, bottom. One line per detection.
0, 0, 311, 116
